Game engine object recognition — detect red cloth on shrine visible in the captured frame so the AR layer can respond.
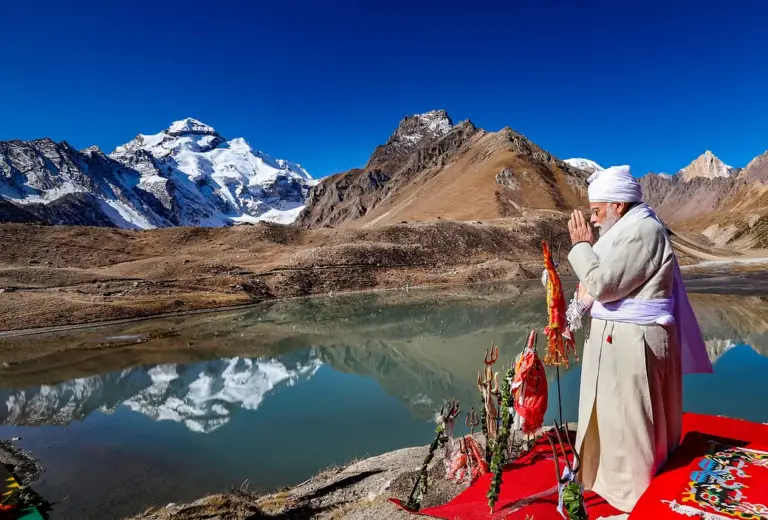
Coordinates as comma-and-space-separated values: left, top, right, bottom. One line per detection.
512, 346, 548, 435
390, 414, 768, 519
391, 431, 622, 519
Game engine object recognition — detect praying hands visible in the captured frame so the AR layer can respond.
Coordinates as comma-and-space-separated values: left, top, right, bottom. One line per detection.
568, 210, 594, 246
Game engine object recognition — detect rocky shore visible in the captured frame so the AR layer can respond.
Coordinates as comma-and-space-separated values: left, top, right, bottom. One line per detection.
126, 431, 534, 520
0, 438, 43, 486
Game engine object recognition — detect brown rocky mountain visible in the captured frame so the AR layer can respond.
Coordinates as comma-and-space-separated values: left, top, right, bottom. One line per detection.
740, 151, 768, 184
297, 110, 589, 229
639, 174, 741, 223
640, 161, 768, 249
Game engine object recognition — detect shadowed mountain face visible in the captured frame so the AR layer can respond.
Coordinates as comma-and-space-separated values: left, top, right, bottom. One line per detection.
1, 285, 766, 428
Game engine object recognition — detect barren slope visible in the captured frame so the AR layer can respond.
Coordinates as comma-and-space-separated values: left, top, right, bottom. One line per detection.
0, 216, 572, 332
354, 129, 589, 227
297, 111, 589, 229
640, 173, 768, 250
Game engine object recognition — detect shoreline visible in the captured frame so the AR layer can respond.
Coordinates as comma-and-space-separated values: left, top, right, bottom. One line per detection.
2, 219, 767, 335
3, 257, 768, 339
0, 277, 542, 338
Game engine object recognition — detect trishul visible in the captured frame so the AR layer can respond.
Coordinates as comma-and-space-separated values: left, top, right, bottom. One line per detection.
465, 407, 480, 435
547, 419, 586, 520
440, 398, 462, 436
477, 343, 500, 440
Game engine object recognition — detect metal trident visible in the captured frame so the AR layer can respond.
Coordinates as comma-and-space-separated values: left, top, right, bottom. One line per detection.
484, 343, 500, 366
547, 419, 581, 483
465, 407, 479, 435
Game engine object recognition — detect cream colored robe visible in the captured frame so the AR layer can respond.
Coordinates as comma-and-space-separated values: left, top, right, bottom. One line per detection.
567, 216, 682, 513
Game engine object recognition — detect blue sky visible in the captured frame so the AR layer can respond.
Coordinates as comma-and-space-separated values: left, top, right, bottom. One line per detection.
1, 0, 766, 179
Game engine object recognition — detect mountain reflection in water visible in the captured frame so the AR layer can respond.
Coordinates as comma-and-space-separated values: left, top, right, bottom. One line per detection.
0, 283, 767, 519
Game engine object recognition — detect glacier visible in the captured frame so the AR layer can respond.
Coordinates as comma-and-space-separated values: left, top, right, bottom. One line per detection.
0, 118, 316, 228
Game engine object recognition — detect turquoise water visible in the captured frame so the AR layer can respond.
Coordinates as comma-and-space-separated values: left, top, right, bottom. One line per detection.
0, 283, 766, 519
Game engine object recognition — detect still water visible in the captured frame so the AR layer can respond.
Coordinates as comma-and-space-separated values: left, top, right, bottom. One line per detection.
0, 282, 767, 519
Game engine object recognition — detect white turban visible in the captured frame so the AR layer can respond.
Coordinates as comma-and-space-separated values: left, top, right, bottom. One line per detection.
587, 165, 643, 203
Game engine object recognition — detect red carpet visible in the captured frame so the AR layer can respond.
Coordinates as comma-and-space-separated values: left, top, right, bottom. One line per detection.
392, 414, 768, 519
630, 413, 768, 519
391, 431, 622, 519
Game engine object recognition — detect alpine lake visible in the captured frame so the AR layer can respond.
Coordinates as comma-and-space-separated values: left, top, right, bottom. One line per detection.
1, 273, 768, 519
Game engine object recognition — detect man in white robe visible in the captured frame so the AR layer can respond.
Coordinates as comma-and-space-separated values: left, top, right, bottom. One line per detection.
565, 165, 712, 512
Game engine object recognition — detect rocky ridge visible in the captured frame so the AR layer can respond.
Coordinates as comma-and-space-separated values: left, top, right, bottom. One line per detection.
297, 110, 590, 229
740, 151, 768, 184
566, 149, 768, 250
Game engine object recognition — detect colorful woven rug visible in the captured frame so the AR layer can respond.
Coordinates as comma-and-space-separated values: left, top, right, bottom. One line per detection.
630, 414, 768, 519
392, 414, 768, 519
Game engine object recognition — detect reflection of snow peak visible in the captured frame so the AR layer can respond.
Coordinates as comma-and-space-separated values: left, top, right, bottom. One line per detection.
123, 358, 321, 433
706, 339, 738, 363
0, 356, 321, 434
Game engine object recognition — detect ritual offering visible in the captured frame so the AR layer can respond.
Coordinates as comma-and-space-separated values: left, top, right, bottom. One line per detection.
541, 240, 578, 367
547, 420, 586, 520
446, 410, 489, 486
487, 360, 516, 512
405, 399, 461, 511
512, 330, 548, 436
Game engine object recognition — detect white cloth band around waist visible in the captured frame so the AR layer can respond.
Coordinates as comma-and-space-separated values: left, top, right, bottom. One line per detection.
590, 297, 675, 326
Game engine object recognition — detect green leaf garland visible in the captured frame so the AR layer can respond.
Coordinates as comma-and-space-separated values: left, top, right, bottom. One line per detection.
487, 365, 515, 512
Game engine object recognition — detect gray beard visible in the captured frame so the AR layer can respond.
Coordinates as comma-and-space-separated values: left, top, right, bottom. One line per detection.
597, 207, 620, 237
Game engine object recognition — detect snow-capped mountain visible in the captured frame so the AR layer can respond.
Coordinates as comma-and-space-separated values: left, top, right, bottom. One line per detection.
679, 150, 735, 181
0, 355, 321, 433
0, 118, 316, 228
564, 158, 604, 174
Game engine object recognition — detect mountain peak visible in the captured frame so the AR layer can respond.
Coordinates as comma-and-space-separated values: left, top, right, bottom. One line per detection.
564, 158, 604, 174
166, 118, 218, 137
679, 151, 734, 181
82, 145, 103, 155
388, 109, 453, 146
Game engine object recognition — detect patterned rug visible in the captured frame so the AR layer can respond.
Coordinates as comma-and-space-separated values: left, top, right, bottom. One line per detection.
392, 414, 768, 519
630, 414, 768, 519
